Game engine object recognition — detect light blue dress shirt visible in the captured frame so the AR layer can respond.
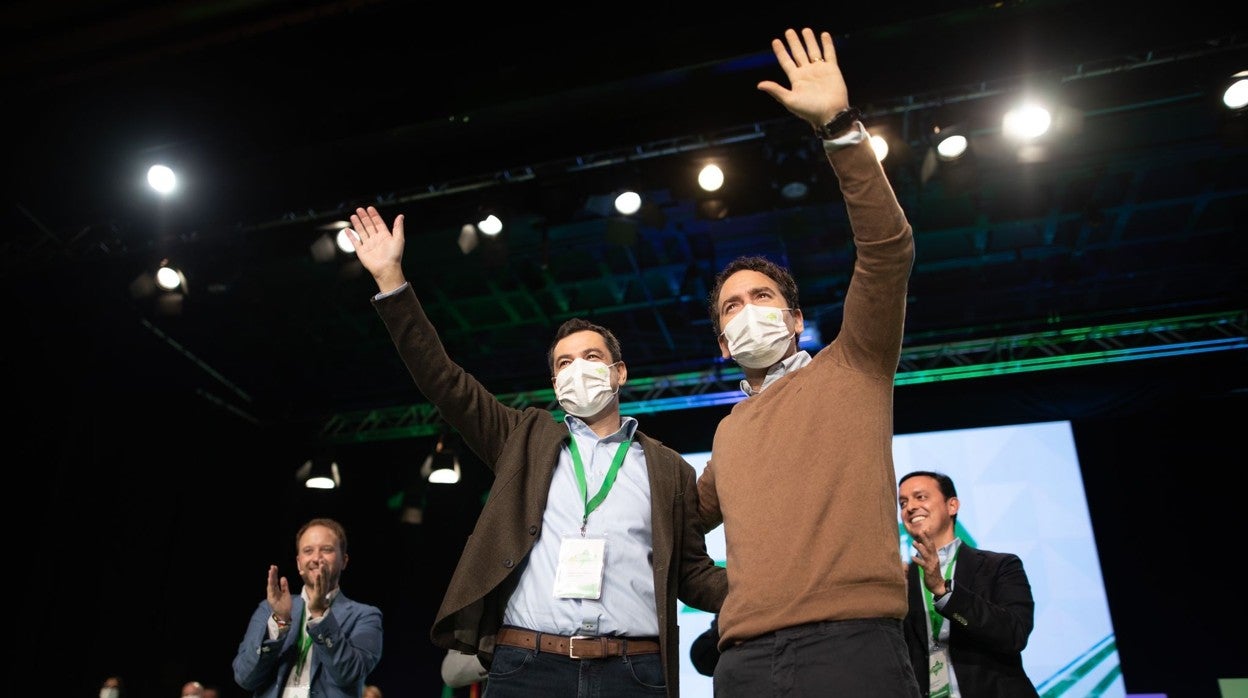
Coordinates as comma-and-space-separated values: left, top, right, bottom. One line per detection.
502, 414, 659, 637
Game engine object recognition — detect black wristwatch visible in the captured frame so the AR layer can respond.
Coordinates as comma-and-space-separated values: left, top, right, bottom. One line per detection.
814, 107, 862, 140
941, 578, 955, 598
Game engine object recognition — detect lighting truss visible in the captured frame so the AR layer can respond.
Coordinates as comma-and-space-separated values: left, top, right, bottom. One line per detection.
320, 309, 1247, 444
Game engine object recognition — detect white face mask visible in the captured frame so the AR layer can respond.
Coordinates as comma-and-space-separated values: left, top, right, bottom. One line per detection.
721, 304, 794, 369
100, 689, 120, 698
554, 358, 620, 417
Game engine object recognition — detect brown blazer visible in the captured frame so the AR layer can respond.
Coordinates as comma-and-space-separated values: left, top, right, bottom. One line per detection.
374, 285, 727, 698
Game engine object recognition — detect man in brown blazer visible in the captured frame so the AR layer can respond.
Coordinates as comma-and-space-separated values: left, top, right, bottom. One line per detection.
347, 204, 727, 698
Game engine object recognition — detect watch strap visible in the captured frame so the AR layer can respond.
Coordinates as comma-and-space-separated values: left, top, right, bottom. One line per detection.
815, 107, 863, 140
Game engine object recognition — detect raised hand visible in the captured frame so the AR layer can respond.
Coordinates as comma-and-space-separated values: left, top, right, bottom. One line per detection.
756, 27, 850, 130
301, 561, 331, 617
910, 530, 946, 595
266, 564, 293, 621
346, 205, 408, 294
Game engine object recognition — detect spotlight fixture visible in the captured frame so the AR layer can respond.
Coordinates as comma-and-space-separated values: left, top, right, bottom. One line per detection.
1002, 102, 1053, 141
296, 453, 341, 490
1222, 70, 1248, 110
334, 227, 356, 254
421, 433, 462, 484
697, 163, 724, 192
477, 213, 503, 236
155, 260, 186, 292
614, 190, 642, 216
869, 133, 890, 162
457, 223, 479, 255
146, 164, 177, 194
933, 125, 969, 161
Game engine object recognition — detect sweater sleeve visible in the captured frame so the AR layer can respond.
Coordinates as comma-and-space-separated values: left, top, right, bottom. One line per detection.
826, 135, 915, 377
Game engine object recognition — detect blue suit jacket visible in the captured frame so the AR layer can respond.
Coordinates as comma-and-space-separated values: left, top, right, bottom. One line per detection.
904, 544, 1040, 697
232, 591, 383, 698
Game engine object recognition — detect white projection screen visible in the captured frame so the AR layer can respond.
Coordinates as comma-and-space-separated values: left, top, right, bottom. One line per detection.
677, 420, 1125, 698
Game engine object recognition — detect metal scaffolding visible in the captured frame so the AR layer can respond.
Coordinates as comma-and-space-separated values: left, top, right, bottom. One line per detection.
321, 309, 1247, 443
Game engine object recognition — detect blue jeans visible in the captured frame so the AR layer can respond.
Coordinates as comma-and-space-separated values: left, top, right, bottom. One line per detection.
483, 644, 666, 698
713, 617, 921, 697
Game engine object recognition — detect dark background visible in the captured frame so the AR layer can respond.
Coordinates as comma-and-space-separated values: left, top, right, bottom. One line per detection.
17, 348, 1245, 697
3, 0, 1245, 696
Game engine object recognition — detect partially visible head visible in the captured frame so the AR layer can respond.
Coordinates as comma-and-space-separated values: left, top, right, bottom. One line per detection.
898, 470, 960, 531
180, 681, 204, 697
363, 686, 384, 698
99, 676, 123, 698
708, 255, 801, 337
295, 517, 349, 590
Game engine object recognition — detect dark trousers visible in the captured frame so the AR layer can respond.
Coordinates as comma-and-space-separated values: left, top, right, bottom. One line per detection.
713, 617, 921, 698
483, 644, 666, 698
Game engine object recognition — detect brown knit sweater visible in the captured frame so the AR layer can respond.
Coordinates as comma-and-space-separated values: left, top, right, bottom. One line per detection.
698, 134, 915, 648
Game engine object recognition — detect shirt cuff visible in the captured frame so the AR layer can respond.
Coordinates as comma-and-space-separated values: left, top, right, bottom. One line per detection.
373, 281, 410, 301
822, 121, 869, 150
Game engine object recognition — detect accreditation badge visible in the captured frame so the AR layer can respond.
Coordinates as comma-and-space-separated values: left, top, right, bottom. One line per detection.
553, 532, 606, 599
928, 646, 952, 698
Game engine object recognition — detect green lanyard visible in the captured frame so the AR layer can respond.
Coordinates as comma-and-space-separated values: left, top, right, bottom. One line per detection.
293, 605, 314, 679
567, 437, 631, 534
919, 543, 960, 643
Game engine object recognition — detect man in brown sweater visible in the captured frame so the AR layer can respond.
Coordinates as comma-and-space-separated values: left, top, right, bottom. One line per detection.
697, 27, 921, 697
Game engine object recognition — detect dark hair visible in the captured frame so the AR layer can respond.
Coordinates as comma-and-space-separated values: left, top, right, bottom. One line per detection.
899, 470, 959, 525
546, 318, 623, 373
296, 517, 348, 555
706, 255, 801, 336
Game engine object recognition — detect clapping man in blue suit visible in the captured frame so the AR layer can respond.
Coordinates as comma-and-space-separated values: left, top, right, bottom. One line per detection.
232, 517, 383, 698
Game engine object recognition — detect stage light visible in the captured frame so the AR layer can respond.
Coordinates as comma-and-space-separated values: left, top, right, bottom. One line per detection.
296, 454, 341, 490
478, 213, 503, 236
458, 223, 479, 254
422, 450, 461, 484
421, 432, 462, 484
1002, 102, 1052, 141
766, 138, 818, 203
335, 227, 355, 254
155, 260, 186, 292
614, 190, 642, 215
934, 125, 969, 161
869, 133, 890, 162
697, 164, 724, 192
147, 164, 176, 194
1222, 70, 1248, 110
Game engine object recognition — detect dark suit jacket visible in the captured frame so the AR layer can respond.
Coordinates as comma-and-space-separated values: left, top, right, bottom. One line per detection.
374, 284, 727, 698
231, 592, 383, 698
904, 544, 1041, 697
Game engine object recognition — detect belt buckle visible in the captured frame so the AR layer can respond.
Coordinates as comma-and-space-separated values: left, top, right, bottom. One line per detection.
568, 635, 593, 659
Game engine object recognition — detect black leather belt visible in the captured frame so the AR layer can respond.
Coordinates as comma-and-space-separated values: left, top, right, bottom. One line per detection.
497, 626, 660, 659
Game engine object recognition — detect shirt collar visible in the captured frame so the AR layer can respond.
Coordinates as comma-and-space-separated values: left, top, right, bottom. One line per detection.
300, 586, 340, 607
738, 350, 813, 396
564, 414, 639, 442
936, 537, 962, 566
